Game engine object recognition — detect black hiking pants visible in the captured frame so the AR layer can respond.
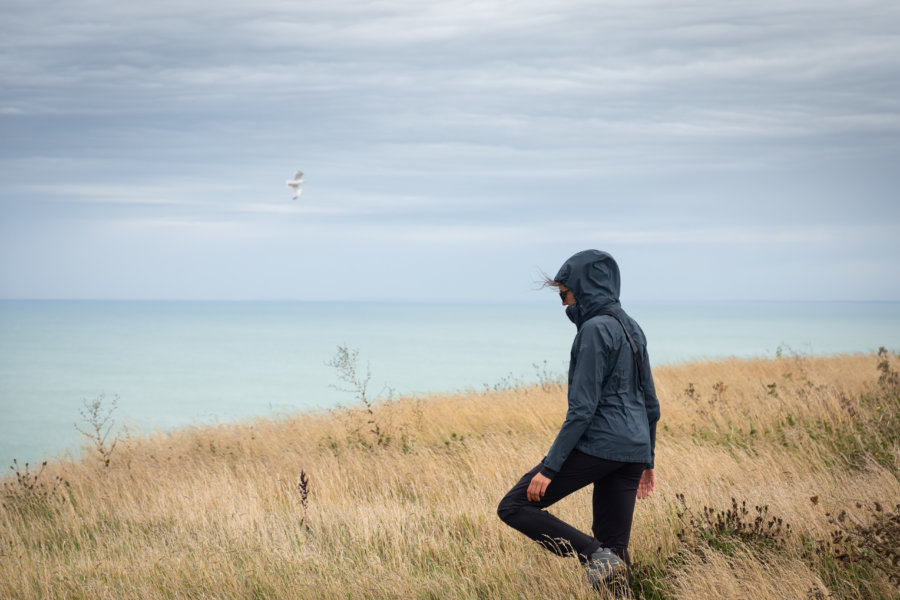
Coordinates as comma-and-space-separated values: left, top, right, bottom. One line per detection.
497, 449, 644, 565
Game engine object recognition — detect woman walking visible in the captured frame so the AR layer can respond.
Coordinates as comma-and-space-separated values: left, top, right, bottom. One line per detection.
497, 249, 660, 594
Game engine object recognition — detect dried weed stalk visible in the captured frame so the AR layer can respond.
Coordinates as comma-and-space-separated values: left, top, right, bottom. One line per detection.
296, 470, 311, 532
674, 493, 792, 554
75, 394, 120, 468
818, 500, 900, 587
2, 460, 69, 520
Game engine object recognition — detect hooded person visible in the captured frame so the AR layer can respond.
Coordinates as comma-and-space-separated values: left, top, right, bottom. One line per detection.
497, 249, 660, 593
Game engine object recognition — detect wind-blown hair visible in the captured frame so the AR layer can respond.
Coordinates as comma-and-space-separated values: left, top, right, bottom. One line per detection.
537, 270, 561, 290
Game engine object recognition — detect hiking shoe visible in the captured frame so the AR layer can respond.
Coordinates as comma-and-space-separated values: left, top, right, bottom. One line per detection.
584, 547, 625, 589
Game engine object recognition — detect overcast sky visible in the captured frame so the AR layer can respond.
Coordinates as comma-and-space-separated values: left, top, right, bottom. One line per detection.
2, 0, 899, 301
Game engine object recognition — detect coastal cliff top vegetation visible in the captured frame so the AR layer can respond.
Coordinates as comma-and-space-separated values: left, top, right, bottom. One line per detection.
2, 350, 898, 599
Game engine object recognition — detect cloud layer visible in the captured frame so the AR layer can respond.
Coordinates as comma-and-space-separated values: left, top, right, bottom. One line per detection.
2, 0, 899, 299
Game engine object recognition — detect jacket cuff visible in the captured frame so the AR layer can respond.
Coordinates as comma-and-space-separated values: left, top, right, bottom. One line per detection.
539, 465, 558, 480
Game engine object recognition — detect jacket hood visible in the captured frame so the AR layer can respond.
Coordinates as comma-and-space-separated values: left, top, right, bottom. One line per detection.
554, 250, 622, 328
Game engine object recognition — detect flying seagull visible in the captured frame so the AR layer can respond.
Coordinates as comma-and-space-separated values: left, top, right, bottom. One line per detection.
286, 170, 305, 199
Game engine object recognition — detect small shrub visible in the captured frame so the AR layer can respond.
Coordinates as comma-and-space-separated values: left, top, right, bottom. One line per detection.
327, 345, 390, 448
822, 501, 900, 587
484, 371, 525, 393
684, 382, 698, 402
533, 360, 564, 392
712, 380, 728, 403
75, 394, 120, 468
831, 351, 900, 471
631, 559, 671, 600
674, 493, 791, 555
1, 460, 69, 520
876, 347, 899, 392
443, 432, 466, 449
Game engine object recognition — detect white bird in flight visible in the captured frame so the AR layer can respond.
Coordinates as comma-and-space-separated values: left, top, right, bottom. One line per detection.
286, 170, 305, 199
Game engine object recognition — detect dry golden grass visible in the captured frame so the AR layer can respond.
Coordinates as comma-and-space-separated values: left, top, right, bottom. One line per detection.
2, 351, 898, 599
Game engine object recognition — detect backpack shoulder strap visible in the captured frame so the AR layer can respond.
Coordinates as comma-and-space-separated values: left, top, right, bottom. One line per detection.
596, 310, 644, 386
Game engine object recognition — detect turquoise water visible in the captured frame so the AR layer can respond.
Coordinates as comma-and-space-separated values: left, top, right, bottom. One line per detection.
1, 300, 898, 466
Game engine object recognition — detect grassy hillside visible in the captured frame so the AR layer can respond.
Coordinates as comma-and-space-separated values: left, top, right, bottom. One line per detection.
2, 350, 898, 599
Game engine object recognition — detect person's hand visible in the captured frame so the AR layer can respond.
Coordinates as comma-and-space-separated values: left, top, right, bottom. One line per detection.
527, 472, 552, 502
637, 468, 655, 499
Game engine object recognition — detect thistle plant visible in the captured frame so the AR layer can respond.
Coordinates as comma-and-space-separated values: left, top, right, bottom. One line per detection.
327, 345, 390, 448
2, 460, 69, 520
75, 394, 120, 468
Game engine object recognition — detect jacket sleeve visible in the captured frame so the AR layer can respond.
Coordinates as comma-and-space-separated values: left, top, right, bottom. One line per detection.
641, 347, 661, 470
540, 324, 606, 478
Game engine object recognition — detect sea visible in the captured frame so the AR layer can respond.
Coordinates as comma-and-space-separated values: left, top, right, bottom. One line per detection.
1, 299, 898, 467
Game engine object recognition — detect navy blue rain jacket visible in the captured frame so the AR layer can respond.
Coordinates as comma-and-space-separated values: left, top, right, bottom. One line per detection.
541, 250, 661, 477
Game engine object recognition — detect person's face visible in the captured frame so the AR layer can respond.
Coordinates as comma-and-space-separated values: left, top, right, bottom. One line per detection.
558, 284, 576, 306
